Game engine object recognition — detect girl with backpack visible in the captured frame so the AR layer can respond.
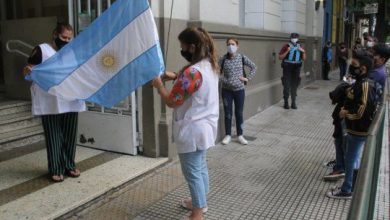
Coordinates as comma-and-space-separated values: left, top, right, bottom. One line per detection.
219, 38, 257, 145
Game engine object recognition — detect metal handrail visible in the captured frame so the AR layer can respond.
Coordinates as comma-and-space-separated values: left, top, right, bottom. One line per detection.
347, 80, 388, 220
5, 39, 34, 58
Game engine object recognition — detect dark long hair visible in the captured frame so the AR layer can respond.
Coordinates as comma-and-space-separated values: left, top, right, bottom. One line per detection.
178, 27, 219, 74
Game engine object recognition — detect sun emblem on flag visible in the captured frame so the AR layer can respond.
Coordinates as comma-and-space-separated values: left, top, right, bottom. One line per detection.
98, 50, 120, 74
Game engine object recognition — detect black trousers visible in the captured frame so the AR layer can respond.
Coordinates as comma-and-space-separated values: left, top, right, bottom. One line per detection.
322, 61, 330, 80
282, 63, 301, 102
41, 112, 78, 175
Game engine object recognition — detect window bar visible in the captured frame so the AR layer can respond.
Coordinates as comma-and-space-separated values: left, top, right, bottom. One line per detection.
0, 0, 6, 20
97, 0, 102, 16
87, 0, 91, 16
77, 0, 81, 13
68, 0, 74, 27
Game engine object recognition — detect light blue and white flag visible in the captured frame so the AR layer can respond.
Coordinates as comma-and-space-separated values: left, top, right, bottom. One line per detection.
28, 0, 164, 107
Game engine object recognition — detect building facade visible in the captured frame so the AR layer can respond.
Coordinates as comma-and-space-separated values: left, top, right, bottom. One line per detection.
0, 0, 324, 159
150, 0, 324, 158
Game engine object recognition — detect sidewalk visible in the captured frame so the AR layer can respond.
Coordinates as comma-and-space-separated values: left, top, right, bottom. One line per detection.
59, 76, 386, 220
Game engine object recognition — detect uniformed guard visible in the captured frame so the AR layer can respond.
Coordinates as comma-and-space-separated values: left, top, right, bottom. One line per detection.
278, 33, 306, 109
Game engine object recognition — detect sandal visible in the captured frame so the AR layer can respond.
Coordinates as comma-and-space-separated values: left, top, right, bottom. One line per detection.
180, 198, 208, 213
51, 175, 64, 182
66, 168, 81, 178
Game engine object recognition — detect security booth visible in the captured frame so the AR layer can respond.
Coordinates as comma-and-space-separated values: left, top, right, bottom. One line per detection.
0, 0, 146, 156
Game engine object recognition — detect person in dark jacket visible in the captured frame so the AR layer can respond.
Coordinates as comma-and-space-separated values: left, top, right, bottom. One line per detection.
326, 53, 374, 200
337, 42, 348, 81
323, 82, 350, 181
322, 41, 332, 80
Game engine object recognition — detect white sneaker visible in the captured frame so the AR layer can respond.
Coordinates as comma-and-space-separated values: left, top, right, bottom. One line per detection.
222, 135, 231, 145
238, 135, 248, 145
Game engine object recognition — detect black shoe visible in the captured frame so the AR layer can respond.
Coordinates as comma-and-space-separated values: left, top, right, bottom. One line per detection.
291, 103, 297, 109
326, 187, 352, 200
284, 103, 289, 109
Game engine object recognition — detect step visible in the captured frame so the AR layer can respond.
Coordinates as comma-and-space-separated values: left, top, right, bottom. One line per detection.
0, 111, 34, 126
0, 134, 45, 153
0, 117, 41, 134
0, 101, 31, 116
0, 151, 169, 220
0, 125, 44, 145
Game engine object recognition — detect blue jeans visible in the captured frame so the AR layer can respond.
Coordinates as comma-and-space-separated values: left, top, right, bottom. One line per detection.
179, 150, 209, 208
222, 89, 245, 136
341, 134, 366, 193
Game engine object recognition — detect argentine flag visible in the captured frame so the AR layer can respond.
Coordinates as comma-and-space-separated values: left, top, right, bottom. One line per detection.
28, 0, 164, 108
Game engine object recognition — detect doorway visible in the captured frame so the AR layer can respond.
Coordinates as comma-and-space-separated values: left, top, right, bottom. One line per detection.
0, 0, 69, 99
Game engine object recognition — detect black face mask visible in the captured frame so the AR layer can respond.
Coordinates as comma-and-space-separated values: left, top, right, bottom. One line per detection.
349, 65, 361, 77
55, 37, 68, 50
180, 50, 192, 62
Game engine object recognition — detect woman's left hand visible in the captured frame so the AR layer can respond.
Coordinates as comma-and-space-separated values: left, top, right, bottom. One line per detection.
239, 76, 249, 82
152, 76, 164, 89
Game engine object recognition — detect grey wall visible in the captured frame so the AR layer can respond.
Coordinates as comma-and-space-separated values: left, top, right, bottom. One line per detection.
142, 19, 322, 159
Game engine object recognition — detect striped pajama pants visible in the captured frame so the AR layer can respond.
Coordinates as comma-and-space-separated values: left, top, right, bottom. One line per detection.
41, 112, 78, 176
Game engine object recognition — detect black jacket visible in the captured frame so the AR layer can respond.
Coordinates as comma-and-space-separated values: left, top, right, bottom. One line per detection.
329, 82, 349, 138
343, 77, 373, 136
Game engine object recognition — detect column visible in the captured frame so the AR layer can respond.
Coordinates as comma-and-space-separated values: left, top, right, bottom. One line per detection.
282, 0, 306, 35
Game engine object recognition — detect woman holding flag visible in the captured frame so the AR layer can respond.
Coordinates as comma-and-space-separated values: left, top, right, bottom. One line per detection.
23, 23, 86, 182
152, 27, 219, 220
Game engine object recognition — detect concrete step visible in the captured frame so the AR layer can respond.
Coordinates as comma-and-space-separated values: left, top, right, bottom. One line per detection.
0, 115, 41, 134
0, 100, 44, 151
0, 125, 44, 146
0, 111, 34, 125
0, 101, 31, 116
0, 134, 45, 153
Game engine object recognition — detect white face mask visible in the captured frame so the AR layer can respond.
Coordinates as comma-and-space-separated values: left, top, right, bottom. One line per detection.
366, 41, 374, 48
227, 45, 238, 54
343, 75, 356, 85
291, 38, 298, 44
